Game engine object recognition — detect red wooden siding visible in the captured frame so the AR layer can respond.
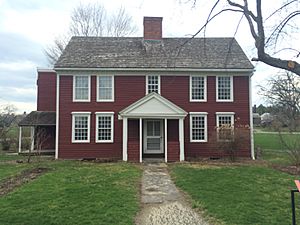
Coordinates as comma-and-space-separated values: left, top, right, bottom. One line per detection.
58, 75, 145, 159
128, 119, 140, 162
37, 71, 56, 111
57, 74, 251, 160
167, 120, 180, 161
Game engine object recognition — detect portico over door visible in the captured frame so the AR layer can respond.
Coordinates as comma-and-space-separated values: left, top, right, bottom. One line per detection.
119, 92, 188, 162
143, 119, 164, 154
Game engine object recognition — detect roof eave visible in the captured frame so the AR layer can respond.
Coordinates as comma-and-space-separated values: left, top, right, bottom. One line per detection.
54, 67, 254, 73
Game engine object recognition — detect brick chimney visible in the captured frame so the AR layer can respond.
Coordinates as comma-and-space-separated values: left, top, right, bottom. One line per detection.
143, 17, 163, 40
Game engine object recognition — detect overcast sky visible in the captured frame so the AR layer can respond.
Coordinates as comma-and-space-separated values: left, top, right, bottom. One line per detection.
0, 0, 298, 113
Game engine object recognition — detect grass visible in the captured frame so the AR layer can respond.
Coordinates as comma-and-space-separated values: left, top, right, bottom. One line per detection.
0, 152, 28, 162
170, 164, 300, 225
0, 160, 142, 225
254, 133, 284, 150
0, 163, 32, 181
254, 132, 300, 166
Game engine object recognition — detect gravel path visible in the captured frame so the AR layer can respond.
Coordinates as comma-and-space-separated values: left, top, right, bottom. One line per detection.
135, 162, 210, 225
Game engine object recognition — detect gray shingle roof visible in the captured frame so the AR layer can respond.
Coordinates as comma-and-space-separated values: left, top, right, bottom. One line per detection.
55, 37, 253, 70
19, 111, 56, 126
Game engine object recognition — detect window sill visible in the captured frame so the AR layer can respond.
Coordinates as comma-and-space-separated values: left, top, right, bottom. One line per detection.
72, 140, 90, 143
96, 140, 114, 143
190, 140, 207, 143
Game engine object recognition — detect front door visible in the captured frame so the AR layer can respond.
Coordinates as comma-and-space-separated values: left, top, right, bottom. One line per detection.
143, 120, 164, 154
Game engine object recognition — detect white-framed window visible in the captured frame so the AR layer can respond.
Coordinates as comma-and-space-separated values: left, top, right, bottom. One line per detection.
95, 112, 114, 143
97, 76, 114, 102
71, 112, 91, 143
146, 75, 160, 94
190, 112, 208, 142
190, 76, 207, 102
73, 75, 91, 102
216, 112, 235, 141
216, 76, 233, 102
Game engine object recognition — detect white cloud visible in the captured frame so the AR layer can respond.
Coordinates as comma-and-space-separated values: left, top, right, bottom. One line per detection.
0, 99, 35, 114
0, 60, 36, 71
1, 5, 70, 44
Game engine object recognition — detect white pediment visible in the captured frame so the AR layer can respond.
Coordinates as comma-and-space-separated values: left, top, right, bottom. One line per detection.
119, 92, 187, 118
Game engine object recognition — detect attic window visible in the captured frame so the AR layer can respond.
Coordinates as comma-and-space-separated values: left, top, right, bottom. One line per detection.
146, 75, 160, 94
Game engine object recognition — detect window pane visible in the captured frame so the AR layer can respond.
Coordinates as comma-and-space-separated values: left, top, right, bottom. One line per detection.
191, 76, 205, 100
191, 116, 205, 141
147, 138, 160, 150
75, 76, 89, 100
98, 76, 113, 100
218, 77, 231, 100
147, 76, 159, 94
97, 115, 112, 141
74, 115, 89, 141
218, 115, 233, 140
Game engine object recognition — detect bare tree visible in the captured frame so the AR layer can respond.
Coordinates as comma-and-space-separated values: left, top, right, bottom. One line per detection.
44, 35, 69, 67
69, 2, 106, 37
27, 126, 51, 163
45, 3, 137, 66
0, 104, 17, 151
189, 0, 300, 75
211, 119, 250, 161
0, 104, 17, 139
259, 71, 300, 130
107, 6, 137, 37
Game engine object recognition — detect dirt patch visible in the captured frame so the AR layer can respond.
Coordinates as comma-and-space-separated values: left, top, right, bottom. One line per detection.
0, 167, 50, 197
272, 165, 300, 175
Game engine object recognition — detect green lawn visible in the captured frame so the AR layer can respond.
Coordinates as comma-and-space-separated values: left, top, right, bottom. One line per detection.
254, 132, 300, 166
170, 164, 300, 225
0, 153, 28, 162
0, 163, 32, 181
254, 133, 283, 150
0, 160, 142, 225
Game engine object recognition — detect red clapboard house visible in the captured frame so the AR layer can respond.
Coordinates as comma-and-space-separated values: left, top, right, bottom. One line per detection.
19, 17, 255, 162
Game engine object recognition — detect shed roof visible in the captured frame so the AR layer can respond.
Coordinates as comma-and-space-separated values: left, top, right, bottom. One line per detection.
55, 37, 253, 70
19, 111, 56, 126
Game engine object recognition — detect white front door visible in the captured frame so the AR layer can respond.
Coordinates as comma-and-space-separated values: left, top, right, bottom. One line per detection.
143, 120, 164, 154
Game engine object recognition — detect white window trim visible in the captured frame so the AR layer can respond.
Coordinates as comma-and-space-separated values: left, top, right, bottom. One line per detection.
95, 112, 114, 143
96, 75, 115, 102
73, 75, 91, 102
216, 112, 235, 141
71, 112, 91, 143
189, 75, 207, 102
189, 112, 208, 143
146, 75, 161, 94
216, 75, 234, 102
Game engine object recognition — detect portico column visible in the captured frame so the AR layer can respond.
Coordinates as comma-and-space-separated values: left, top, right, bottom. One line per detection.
122, 117, 128, 161
164, 118, 168, 163
179, 118, 185, 161
18, 126, 22, 153
139, 118, 142, 163
30, 126, 35, 152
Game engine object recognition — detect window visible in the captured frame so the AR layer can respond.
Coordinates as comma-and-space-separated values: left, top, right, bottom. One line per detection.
216, 113, 234, 141
190, 113, 208, 142
73, 76, 90, 101
146, 75, 160, 94
72, 112, 91, 143
97, 76, 114, 101
190, 76, 207, 101
96, 112, 114, 143
216, 76, 233, 101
